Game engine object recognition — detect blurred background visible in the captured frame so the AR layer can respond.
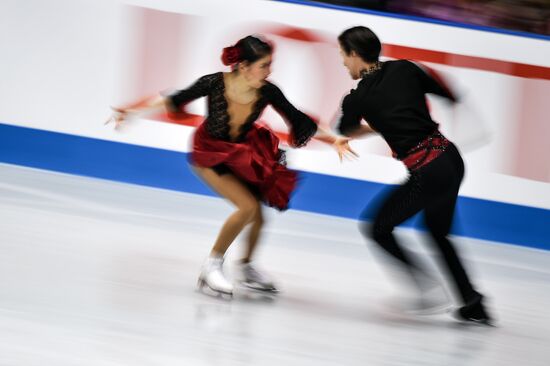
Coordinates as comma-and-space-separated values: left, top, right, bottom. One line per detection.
306, 0, 550, 36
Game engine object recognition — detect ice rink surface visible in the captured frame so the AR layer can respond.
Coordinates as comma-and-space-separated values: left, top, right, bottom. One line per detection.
1, 163, 549, 366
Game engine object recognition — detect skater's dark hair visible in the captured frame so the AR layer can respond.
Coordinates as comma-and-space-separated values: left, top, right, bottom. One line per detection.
221, 35, 273, 67
338, 26, 381, 63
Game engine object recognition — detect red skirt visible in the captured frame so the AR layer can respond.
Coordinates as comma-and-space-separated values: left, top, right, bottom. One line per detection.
190, 123, 297, 211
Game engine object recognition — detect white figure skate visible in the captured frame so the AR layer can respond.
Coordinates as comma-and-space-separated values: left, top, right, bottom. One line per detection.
238, 261, 278, 293
197, 256, 233, 297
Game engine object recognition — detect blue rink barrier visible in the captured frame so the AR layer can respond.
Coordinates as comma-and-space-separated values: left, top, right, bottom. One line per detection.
1, 122, 548, 250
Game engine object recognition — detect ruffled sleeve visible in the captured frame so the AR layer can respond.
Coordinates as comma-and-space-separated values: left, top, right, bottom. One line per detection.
165, 73, 218, 113
264, 82, 318, 148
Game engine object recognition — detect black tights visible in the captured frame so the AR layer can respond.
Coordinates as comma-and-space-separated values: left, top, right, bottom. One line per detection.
362, 144, 480, 304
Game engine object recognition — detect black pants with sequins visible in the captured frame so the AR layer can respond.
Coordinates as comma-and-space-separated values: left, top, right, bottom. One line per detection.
362, 143, 481, 304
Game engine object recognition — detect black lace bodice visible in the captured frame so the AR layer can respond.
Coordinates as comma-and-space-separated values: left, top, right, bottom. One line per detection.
166, 72, 317, 147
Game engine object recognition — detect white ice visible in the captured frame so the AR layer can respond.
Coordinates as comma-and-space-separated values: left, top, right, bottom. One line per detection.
1, 163, 549, 366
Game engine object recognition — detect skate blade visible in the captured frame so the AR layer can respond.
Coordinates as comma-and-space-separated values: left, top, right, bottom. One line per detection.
240, 283, 279, 294
453, 310, 496, 327
196, 278, 233, 298
455, 316, 496, 327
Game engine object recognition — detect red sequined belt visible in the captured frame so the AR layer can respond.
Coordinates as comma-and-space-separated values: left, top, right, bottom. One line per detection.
393, 131, 450, 171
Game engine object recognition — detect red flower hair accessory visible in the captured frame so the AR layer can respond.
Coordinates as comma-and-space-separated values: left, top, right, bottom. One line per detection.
221, 46, 242, 66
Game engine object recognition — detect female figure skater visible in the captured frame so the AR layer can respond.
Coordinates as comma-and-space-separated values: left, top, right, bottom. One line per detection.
106, 35, 354, 297
335, 26, 493, 325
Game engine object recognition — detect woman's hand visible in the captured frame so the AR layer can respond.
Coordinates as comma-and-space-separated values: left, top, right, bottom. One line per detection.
104, 106, 130, 129
104, 96, 167, 129
333, 136, 359, 162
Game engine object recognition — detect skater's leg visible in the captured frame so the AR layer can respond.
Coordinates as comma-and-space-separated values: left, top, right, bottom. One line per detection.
193, 166, 260, 256
364, 175, 434, 291
423, 189, 480, 304
422, 145, 493, 324
242, 206, 264, 263
193, 166, 260, 295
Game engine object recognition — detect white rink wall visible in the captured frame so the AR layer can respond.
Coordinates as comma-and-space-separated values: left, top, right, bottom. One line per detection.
1, 0, 549, 213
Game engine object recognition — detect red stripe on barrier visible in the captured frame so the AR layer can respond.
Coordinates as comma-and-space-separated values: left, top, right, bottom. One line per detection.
384, 44, 550, 80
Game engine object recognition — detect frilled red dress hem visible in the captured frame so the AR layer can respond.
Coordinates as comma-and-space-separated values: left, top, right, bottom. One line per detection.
190, 123, 296, 211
